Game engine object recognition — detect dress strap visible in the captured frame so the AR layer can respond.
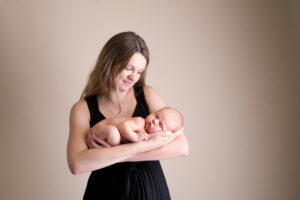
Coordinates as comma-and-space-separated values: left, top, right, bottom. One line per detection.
85, 95, 104, 127
133, 85, 150, 117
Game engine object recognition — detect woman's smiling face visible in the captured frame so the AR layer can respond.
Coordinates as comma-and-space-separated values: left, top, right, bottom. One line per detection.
117, 52, 146, 92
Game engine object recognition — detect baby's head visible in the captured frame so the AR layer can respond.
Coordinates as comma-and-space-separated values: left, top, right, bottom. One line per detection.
145, 107, 183, 133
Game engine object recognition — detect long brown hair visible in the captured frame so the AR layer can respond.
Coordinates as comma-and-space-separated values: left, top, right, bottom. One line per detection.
80, 31, 149, 100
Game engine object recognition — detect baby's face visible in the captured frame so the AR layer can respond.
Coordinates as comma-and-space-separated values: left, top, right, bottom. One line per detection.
145, 108, 180, 133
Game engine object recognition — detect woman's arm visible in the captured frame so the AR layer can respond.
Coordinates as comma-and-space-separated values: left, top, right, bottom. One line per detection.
67, 100, 178, 175
67, 101, 141, 174
124, 131, 188, 161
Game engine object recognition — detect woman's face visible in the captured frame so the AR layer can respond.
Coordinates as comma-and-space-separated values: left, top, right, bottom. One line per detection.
117, 52, 147, 92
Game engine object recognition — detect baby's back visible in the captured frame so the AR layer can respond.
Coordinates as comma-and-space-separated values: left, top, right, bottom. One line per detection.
99, 117, 130, 126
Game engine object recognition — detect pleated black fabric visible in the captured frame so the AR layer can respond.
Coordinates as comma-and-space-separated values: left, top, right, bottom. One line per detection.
83, 85, 171, 200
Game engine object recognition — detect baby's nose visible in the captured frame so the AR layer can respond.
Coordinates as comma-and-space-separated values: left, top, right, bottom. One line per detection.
153, 119, 159, 125
149, 121, 154, 128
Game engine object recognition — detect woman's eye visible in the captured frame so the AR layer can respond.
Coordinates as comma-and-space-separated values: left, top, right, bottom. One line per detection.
138, 71, 143, 75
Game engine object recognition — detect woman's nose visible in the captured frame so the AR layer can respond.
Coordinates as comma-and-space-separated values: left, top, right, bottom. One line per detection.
128, 73, 134, 80
128, 72, 138, 81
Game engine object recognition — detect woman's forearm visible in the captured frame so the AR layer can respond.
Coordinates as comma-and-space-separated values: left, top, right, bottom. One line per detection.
123, 134, 189, 162
69, 142, 142, 175
69, 132, 186, 174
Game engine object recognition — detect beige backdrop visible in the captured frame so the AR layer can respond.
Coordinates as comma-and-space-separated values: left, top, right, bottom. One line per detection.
0, 1, 299, 200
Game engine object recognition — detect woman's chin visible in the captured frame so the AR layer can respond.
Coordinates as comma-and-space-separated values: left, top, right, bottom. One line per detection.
119, 85, 131, 92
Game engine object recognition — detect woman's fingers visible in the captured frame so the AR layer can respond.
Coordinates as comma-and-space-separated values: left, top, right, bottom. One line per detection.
172, 130, 184, 138
150, 131, 176, 144
92, 134, 111, 147
164, 133, 177, 144
87, 129, 109, 149
149, 129, 182, 138
90, 137, 103, 149
86, 131, 98, 149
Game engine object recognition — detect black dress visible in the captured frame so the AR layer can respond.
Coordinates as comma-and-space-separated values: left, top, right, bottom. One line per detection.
83, 85, 171, 200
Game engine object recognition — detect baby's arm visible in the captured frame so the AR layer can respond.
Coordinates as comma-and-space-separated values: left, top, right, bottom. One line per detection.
118, 117, 147, 142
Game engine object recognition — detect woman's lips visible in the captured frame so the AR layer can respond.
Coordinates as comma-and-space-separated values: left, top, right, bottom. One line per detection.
123, 80, 133, 86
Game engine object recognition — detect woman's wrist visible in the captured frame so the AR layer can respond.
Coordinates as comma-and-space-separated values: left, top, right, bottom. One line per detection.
135, 141, 147, 153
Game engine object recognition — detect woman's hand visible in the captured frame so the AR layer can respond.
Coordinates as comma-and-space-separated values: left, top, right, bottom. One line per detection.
139, 130, 183, 152
86, 129, 111, 149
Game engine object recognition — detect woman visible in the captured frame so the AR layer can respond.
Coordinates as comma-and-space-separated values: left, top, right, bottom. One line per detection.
67, 31, 189, 199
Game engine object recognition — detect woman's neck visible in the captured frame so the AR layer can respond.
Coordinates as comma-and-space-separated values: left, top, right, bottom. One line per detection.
105, 88, 131, 105
98, 87, 135, 118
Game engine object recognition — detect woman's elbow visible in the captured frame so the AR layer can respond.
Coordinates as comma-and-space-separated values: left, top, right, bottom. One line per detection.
180, 142, 189, 156
68, 160, 81, 175
69, 165, 81, 175
68, 155, 86, 175
177, 134, 189, 156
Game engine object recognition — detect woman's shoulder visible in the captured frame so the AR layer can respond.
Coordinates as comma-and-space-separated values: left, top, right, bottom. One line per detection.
70, 99, 89, 118
143, 85, 159, 96
142, 85, 166, 112
71, 99, 88, 110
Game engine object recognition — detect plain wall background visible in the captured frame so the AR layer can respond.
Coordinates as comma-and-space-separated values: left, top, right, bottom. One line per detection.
0, 0, 299, 200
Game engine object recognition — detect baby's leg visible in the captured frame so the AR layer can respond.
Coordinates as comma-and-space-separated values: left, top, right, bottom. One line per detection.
120, 131, 148, 143
93, 125, 121, 146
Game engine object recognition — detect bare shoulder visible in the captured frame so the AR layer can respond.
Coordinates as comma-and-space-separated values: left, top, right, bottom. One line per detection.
122, 117, 144, 125
143, 85, 166, 112
71, 99, 89, 115
132, 117, 145, 124
71, 99, 88, 110
125, 117, 145, 129
70, 100, 90, 125
143, 85, 159, 98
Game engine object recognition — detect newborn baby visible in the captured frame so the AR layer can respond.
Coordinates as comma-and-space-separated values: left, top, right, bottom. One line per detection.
90, 107, 184, 147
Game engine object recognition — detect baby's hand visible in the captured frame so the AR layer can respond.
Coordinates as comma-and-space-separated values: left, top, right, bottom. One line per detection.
137, 132, 148, 142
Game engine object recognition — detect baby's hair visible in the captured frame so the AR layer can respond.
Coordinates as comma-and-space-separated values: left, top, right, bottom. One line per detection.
162, 107, 184, 129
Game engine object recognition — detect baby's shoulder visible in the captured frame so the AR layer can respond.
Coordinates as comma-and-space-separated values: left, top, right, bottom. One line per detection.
130, 117, 145, 126
132, 116, 145, 122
